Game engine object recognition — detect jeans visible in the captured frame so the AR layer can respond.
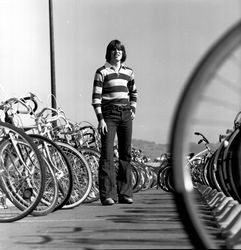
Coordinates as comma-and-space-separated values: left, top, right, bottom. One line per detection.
99, 106, 133, 202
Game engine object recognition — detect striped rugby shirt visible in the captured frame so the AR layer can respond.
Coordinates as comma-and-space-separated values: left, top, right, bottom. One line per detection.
92, 62, 138, 121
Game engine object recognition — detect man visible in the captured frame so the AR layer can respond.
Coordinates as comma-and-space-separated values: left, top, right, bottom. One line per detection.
91, 39, 138, 205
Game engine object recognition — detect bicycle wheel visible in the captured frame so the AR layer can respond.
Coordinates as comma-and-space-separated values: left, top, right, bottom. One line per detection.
131, 162, 141, 192
132, 163, 145, 193
139, 165, 152, 191
30, 145, 59, 216
157, 164, 174, 192
170, 20, 241, 249
57, 143, 92, 209
211, 137, 232, 196
79, 147, 100, 203
0, 121, 45, 222
29, 134, 73, 211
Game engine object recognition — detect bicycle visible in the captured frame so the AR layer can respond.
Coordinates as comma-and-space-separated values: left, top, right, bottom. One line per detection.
157, 153, 174, 192
0, 95, 73, 212
22, 93, 93, 209
185, 132, 214, 187
52, 119, 100, 204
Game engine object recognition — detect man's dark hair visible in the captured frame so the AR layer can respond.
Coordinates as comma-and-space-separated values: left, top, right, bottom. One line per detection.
105, 40, 127, 63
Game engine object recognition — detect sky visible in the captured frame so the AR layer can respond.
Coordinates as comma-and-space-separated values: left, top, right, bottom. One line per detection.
0, 0, 240, 144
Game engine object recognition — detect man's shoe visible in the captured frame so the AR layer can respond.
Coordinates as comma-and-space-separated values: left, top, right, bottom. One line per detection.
102, 198, 115, 206
118, 197, 133, 204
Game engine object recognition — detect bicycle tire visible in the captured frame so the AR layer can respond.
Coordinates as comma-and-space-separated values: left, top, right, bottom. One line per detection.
56, 142, 92, 209
131, 162, 141, 192
223, 129, 241, 202
132, 163, 145, 193
0, 139, 57, 217
157, 164, 174, 192
212, 138, 232, 196
29, 134, 73, 211
30, 146, 59, 216
170, 20, 241, 249
79, 147, 100, 203
0, 121, 46, 222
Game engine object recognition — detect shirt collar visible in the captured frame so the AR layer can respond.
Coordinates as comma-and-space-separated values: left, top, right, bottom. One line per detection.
104, 62, 126, 70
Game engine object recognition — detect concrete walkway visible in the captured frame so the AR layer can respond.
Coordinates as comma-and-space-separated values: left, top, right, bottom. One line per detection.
0, 188, 194, 250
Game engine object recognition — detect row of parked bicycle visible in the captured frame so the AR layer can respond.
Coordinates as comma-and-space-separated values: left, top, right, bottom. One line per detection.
157, 110, 241, 204
0, 92, 162, 222
192, 112, 241, 204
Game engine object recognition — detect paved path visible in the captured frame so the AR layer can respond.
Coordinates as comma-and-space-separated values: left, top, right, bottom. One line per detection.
0, 188, 194, 250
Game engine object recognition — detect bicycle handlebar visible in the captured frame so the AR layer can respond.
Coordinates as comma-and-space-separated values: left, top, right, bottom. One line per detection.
194, 131, 209, 144
233, 111, 241, 128
36, 107, 66, 123
22, 95, 38, 112
0, 97, 34, 115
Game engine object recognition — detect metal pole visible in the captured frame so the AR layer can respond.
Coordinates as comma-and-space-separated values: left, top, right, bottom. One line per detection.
48, 0, 56, 109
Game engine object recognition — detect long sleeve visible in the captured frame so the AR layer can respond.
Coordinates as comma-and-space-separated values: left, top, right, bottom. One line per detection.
128, 70, 138, 113
91, 68, 104, 121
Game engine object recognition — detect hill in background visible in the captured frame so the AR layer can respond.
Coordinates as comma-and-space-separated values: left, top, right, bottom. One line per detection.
132, 139, 220, 161
132, 138, 168, 160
